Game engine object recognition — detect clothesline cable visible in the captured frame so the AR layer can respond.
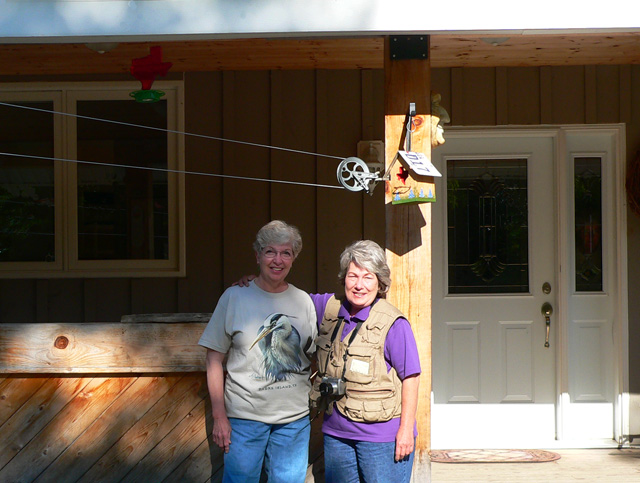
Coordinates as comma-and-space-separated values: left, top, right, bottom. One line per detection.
0, 101, 345, 161
0, 151, 345, 190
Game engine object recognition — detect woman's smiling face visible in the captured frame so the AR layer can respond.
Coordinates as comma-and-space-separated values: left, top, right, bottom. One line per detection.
255, 243, 294, 292
344, 262, 379, 314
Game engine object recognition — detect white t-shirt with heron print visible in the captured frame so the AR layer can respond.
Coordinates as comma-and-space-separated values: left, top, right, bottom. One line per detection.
199, 280, 317, 424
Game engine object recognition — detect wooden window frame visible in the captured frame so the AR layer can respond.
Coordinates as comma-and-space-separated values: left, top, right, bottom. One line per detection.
0, 81, 185, 278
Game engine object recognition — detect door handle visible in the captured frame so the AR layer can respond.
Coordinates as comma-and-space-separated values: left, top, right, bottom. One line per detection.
541, 302, 553, 348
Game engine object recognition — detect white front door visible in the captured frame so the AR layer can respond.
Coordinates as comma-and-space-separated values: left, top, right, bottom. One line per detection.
430, 127, 624, 449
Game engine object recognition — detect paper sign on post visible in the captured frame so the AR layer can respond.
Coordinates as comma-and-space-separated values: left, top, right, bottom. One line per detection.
397, 150, 442, 177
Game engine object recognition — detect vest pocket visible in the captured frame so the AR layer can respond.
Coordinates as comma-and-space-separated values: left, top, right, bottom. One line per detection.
342, 388, 397, 422
343, 348, 374, 384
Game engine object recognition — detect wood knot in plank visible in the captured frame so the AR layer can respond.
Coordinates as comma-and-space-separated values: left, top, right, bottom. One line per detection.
54, 336, 69, 349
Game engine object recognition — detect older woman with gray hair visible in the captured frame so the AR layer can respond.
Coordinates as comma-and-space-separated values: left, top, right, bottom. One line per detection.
309, 240, 421, 483
199, 220, 317, 482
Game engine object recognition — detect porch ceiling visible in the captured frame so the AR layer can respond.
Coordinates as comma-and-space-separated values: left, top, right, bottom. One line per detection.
0, 33, 639, 76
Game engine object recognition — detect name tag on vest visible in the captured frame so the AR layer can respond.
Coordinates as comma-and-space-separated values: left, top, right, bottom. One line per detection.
350, 359, 370, 375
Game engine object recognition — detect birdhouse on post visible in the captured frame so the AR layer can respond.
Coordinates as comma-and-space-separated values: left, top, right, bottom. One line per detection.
386, 102, 441, 204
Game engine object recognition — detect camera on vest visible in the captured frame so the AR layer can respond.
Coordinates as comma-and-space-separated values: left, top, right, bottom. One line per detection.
319, 377, 346, 397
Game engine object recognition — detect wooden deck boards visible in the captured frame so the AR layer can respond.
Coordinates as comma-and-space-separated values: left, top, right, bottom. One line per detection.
431, 448, 640, 482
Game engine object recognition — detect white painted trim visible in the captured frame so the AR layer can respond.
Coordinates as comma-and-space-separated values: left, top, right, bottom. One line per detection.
1, 1, 639, 42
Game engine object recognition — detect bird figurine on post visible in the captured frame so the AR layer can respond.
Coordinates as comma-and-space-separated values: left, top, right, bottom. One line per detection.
250, 313, 303, 382
129, 46, 173, 103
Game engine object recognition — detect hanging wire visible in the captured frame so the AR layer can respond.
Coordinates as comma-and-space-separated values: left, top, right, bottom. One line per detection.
0, 151, 344, 190
0, 101, 344, 161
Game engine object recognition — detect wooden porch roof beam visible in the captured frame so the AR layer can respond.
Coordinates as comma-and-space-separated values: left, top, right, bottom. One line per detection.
0, 33, 639, 76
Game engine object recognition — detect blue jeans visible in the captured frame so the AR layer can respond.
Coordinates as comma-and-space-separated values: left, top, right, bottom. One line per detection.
323, 434, 415, 483
223, 416, 310, 483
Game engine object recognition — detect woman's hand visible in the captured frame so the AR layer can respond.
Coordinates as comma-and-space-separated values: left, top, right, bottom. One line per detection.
206, 350, 232, 453
212, 414, 232, 453
232, 274, 257, 287
395, 424, 415, 461
395, 374, 420, 461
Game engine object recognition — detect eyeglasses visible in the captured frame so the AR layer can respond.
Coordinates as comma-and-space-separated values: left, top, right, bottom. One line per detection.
261, 247, 294, 261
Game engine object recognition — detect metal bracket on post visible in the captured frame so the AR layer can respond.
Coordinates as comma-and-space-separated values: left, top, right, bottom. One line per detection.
405, 102, 416, 152
389, 36, 429, 60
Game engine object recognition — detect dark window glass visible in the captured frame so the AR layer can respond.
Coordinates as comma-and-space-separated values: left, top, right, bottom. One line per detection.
574, 157, 603, 292
447, 158, 529, 294
76, 100, 168, 260
0, 102, 55, 262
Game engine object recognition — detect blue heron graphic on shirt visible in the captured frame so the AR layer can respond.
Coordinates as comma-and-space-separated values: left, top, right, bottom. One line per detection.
250, 313, 303, 381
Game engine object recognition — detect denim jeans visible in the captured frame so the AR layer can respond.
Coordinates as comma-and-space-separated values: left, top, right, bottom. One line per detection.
323, 434, 415, 483
222, 416, 310, 483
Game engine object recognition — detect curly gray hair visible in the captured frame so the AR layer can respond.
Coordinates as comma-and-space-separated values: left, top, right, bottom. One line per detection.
253, 220, 303, 258
337, 240, 391, 296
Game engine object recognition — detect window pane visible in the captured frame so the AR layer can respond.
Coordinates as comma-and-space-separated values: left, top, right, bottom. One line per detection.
0, 102, 55, 262
76, 100, 168, 260
574, 157, 603, 292
447, 158, 529, 294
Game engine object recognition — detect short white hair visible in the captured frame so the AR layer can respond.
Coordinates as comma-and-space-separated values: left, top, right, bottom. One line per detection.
253, 220, 303, 258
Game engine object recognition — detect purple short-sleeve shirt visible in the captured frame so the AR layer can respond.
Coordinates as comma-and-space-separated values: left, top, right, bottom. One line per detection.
310, 293, 421, 443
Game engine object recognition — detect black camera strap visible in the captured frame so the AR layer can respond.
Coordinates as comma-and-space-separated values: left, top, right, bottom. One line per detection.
322, 316, 364, 380
340, 319, 365, 381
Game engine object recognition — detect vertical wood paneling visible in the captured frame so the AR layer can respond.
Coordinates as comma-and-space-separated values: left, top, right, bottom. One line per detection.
548, 66, 586, 124
595, 65, 621, 123
539, 67, 554, 124
316, 70, 365, 293
47, 279, 84, 322
36, 280, 48, 323
450, 68, 464, 125
361, 69, 386, 245
184, 71, 224, 313
85, 279, 132, 322
496, 67, 509, 125
270, 70, 318, 292
130, 279, 177, 316
619, 65, 632, 124
459, 68, 497, 125
0, 280, 36, 323
585, 65, 598, 124
221, 71, 272, 286
506, 68, 541, 125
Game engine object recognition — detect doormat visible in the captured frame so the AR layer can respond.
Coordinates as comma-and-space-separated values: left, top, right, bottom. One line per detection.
430, 449, 561, 464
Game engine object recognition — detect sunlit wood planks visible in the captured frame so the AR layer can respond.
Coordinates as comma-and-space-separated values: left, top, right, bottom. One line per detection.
0, 374, 214, 482
0, 323, 207, 373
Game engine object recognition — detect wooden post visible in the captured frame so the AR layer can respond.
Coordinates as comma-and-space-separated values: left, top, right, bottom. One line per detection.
384, 36, 432, 482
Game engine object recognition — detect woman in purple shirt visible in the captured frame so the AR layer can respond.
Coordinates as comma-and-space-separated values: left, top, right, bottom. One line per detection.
310, 240, 421, 483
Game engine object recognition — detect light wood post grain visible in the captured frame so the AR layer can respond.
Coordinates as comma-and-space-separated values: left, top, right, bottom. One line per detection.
384, 36, 432, 482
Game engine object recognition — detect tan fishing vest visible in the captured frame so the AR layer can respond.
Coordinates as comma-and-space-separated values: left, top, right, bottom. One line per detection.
310, 296, 405, 423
